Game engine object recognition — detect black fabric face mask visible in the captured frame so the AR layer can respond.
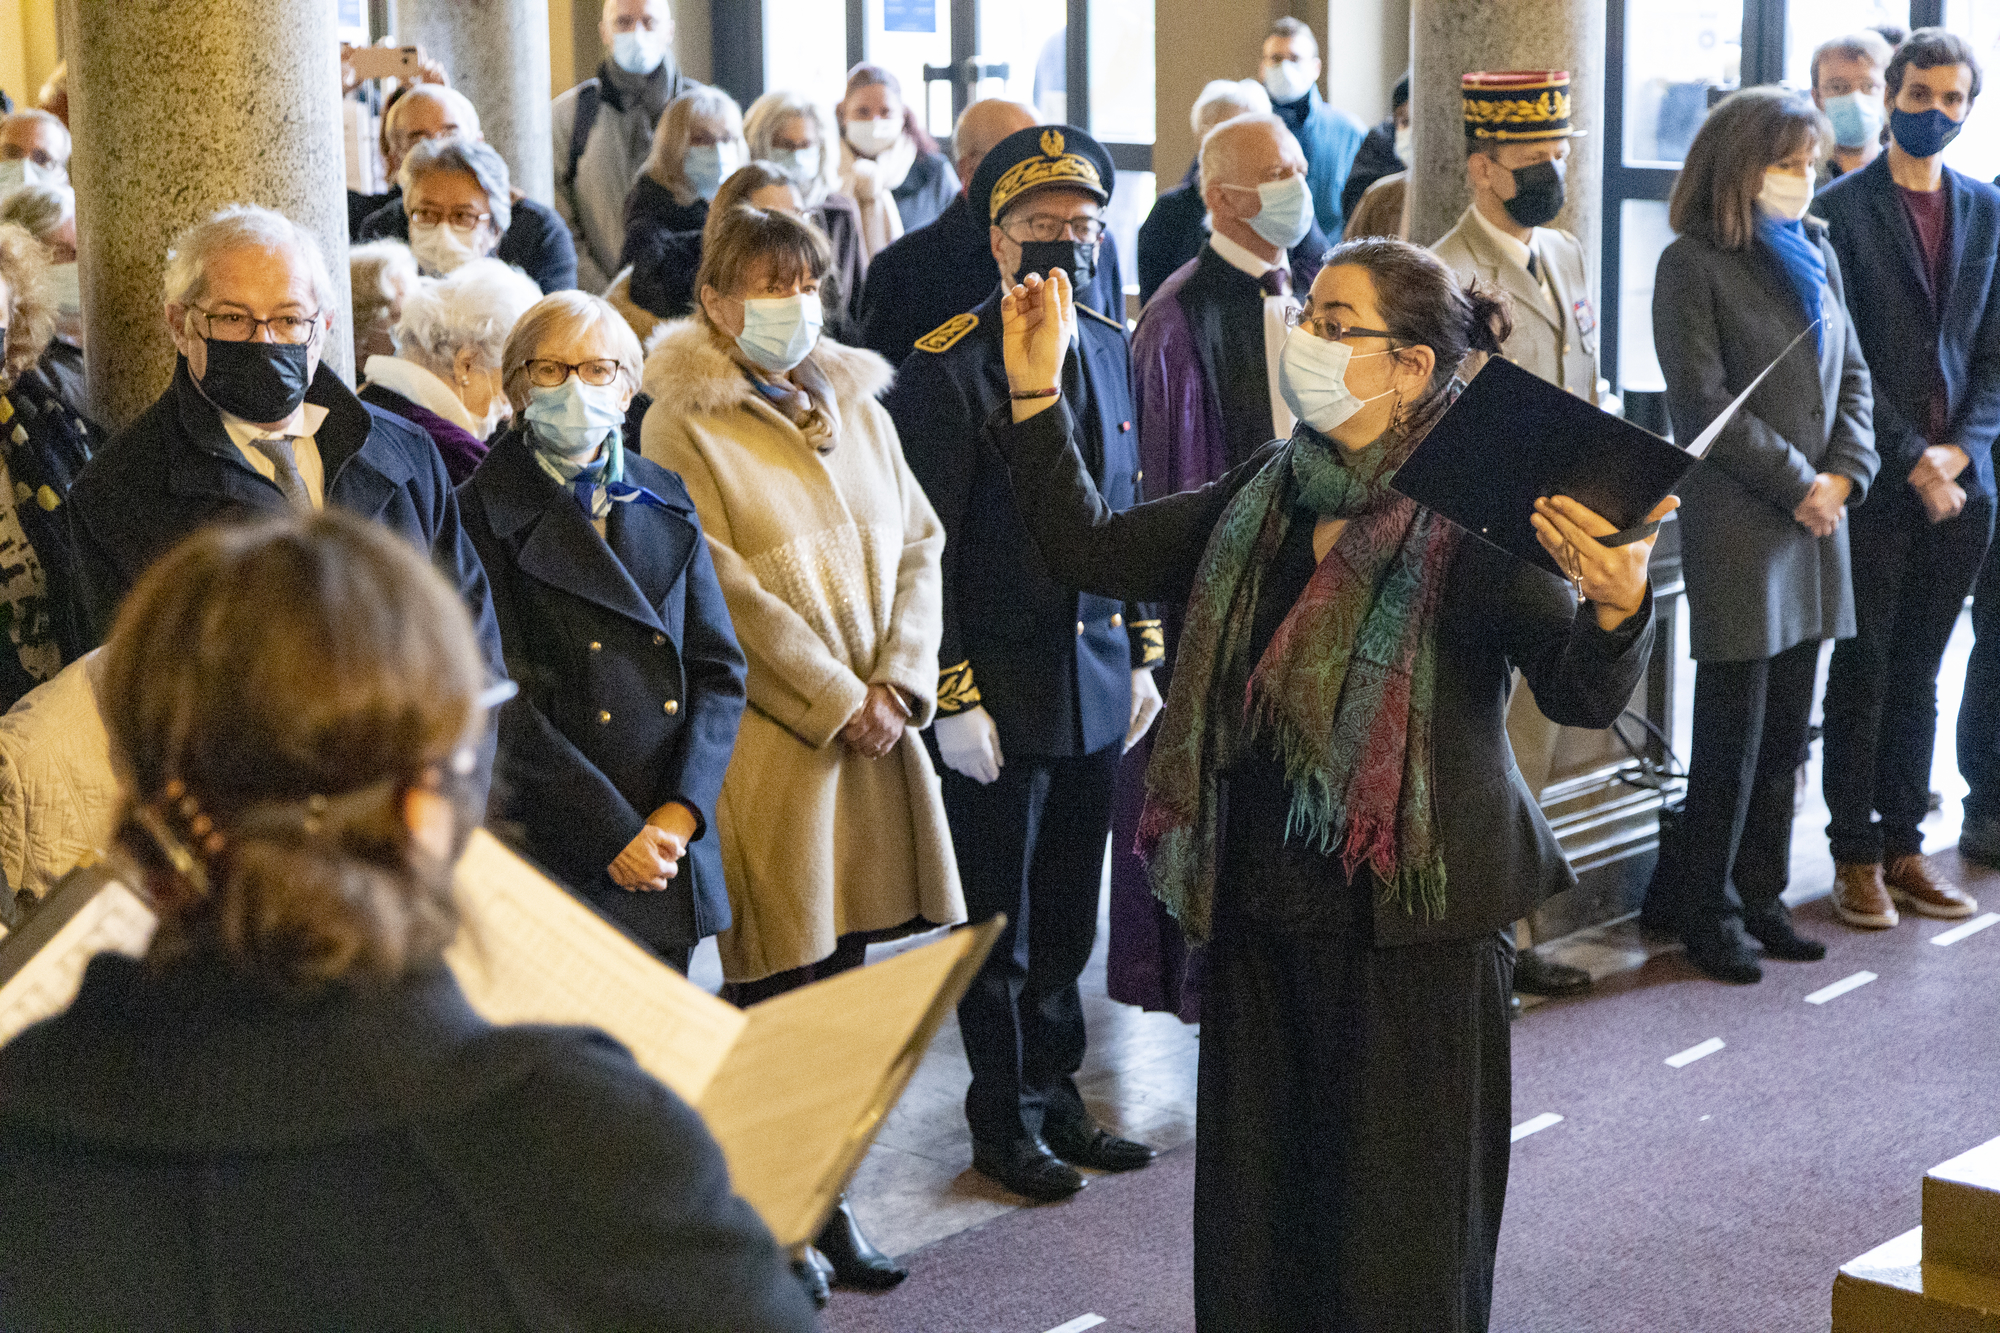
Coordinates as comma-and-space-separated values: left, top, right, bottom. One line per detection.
1503, 160, 1566, 229
197, 338, 312, 422
1016, 240, 1097, 294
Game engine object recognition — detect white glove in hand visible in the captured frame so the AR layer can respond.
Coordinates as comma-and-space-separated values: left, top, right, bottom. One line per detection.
1126, 667, 1163, 752
935, 706, 1004, 784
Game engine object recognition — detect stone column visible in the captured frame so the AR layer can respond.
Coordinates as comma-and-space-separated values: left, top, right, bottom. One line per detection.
63, 0, 353, 432
395, 0, 555, 206
1406, 0, 1606, 290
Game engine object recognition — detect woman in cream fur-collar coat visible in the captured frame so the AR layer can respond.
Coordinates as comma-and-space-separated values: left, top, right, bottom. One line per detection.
641, 316, 963, 986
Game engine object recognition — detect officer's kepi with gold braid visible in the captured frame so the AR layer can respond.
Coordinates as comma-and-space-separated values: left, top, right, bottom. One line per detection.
1461, 70, 1585, 143
970, 122, 1115, 228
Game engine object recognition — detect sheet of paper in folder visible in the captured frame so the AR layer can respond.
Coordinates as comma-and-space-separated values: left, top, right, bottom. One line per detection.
1392, 323, 1816, 578
0, 830, 996, 1251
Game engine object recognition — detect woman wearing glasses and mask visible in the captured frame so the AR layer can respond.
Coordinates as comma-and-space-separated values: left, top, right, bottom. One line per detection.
984, 243, 1670, 1332
0, 511, 813, 1331
458, 290, 747, 976
358, 134, 578, 295
642, 204, 960, 1301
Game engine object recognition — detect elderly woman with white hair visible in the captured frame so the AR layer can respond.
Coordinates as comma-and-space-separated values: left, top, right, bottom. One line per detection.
65, 202, 501, 696
361, 258, 542, 483
458, 289, 747, 977
0, 182, 87, 421
359, 133, 579, 294
745, 91, 865, 333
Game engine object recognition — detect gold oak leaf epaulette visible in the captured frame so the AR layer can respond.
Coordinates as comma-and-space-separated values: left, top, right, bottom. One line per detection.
915, 312, 978, 355
1132, 619, 1165, 665
1077, 302, 1126, 332
937, 659, 982, 713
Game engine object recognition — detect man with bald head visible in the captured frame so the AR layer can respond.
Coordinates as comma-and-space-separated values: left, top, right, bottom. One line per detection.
857, 98, 1127, 364
1102, 112, 1322, 1025
552, 0, 703, 291
346, 82, 482, 238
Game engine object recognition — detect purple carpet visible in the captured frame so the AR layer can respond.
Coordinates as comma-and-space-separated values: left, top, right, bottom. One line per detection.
823, 859, 2000, 1333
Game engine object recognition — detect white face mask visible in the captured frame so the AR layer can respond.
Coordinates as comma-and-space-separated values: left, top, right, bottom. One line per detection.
1245, 173, 1314, 250
1278, 326, 1398, 434
408, 219, 488, 276
0, 158, 62, 193
1393, 124, 1412, 166
1757, 168, 1813, 222
737, 293, 824, 372
1263, 59, 1315, 105
845, 116, 903, 158
47, 261, 81, 319
610, 28, 667, 76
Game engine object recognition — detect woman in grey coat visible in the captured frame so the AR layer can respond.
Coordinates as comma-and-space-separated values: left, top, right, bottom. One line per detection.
1651, 88, 1878, 983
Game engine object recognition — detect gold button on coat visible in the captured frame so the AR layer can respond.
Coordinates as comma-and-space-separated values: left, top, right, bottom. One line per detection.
1076, 621, 1085, 636
1111, 614, 1123, 628
597, 709, 612, 724
589, 641, 602, 652
653, 633, 667, 646
664, 700, 679, 715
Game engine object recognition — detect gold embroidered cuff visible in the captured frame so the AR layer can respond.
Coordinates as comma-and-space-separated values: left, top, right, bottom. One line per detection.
1133, 620, 1165, 665
937, 659, 982, 714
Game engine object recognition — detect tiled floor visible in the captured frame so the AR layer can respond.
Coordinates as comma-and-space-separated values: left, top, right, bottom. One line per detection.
693, 607, 1981, 1260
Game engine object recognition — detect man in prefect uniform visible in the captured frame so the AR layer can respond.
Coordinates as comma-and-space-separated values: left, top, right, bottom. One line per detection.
884, 125, 1164, 1203
1433, 70, 1607, 1002
857, 101, 1127, 366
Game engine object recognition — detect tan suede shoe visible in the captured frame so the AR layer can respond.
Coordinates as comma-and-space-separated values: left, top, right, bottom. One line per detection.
1832, 861, 1899, 929
1885, 854, 1979, 920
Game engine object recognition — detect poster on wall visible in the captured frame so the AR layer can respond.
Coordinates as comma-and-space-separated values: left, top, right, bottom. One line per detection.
885, 0, 937, 34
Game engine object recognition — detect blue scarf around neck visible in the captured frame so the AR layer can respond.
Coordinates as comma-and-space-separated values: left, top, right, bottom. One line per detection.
1755, 212, 1828, 355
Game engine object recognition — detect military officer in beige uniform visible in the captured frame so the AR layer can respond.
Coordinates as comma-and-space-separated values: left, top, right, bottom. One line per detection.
1434, 71, 1607, 1000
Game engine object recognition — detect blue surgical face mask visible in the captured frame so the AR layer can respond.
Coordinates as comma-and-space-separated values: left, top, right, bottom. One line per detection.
769, 145, 821, 187
1890, 105, 1964, 159
1246, 173, 1314, 250
611, 28, 666, 76
524, 377, 627, 464
1822, 91, 1884, 150
684, 142, 742, 201
737, 293, 824, 372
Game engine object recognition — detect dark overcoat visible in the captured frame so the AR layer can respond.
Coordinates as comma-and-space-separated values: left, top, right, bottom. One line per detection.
66, 359, 502, 682
1813, 153, 2000, 507
1654, 220, 1878, 662
0, 954, 816, 1331
886, 287, 1158, 760
459, 426, 747, 952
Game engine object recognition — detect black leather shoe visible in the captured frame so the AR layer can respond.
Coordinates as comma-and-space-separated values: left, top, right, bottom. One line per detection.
791, 1250, 831, 1309
815, 1194, 907, 1291
1743, 906, 1827, 961
1637, 890, 1681, 938
971, 1136, 1086, 1201
1513, 950, 1594, 997
1044, 1118, 1157, 1172
1682, 919, 1762, 985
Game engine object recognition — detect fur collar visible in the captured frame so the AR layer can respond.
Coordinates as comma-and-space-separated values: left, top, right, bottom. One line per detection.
641, 318, 894, 419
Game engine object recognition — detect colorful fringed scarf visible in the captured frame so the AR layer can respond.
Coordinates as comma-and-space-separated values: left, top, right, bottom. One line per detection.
1135, 412, 1460, 943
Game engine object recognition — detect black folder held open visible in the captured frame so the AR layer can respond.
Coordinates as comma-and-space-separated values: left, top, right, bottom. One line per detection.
1392, 323, 1816, 578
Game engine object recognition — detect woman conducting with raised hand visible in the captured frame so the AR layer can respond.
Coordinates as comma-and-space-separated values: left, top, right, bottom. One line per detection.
0, 511, 813, 1330
459, 290, 748, 975
986, 247, 1670, 1332
643, 203, 960, 1302
1648, 88, 1877, 983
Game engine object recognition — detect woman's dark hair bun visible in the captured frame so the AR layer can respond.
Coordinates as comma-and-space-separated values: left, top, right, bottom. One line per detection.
1464, 282, 1512, 356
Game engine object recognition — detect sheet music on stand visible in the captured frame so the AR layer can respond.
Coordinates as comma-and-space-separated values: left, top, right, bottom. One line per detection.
0, 831, 995, 1249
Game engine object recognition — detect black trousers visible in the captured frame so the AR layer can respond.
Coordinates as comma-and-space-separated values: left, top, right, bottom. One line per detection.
1959, 533, 2000, 821
1823, 498, 1993, 863
1194, 917, 1515, 1333
1672, 638, 1822, 928
944, 745, 1119, 1145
